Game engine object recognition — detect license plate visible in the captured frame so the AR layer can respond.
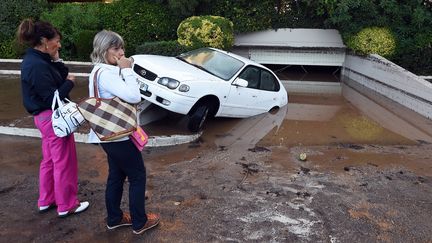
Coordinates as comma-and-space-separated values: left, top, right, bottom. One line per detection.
140, 83, 148, 91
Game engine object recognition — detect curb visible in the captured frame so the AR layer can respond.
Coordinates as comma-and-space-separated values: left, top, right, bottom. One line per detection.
0, 70, 89, 77
0, 59, 92, 66
0, 126, 201, 147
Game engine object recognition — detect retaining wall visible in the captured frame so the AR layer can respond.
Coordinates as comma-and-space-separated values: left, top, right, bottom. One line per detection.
342, 54, 432, 119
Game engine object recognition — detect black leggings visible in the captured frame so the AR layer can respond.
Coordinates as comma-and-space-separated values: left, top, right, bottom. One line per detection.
101, 139, 147, 230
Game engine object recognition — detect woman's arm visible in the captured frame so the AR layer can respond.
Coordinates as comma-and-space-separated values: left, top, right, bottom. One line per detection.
51, 61, 69, 80
98, 68, 141, 104
31, 63, 74, 104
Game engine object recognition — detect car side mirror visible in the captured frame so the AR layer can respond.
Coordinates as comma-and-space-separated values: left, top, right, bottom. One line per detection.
233, 78, 248, 88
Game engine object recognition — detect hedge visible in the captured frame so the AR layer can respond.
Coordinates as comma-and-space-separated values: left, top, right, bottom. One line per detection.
135, 40, 192, 56
177, 15, 234, 50
99, 0, 179, 57
346, 27, 396, 58
41, 3, 101, 61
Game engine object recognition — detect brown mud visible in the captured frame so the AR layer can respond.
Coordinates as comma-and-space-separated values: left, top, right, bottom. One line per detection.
0, 134, 431, 242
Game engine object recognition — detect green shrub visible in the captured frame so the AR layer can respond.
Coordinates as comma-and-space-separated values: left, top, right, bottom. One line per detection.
136, 40, 191, 56
177, 15, 234, 50
0, 0, 48, 42
41, 3, 101, 60
99, 0, 179, 56
0, 38, 19, 59
75, 30, 98, 61
210, 0, 274, 33
392, 46, 432, 75
346, 27, 396, 58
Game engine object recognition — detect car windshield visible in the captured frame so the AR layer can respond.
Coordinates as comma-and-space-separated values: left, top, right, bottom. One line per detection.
176, 48, 244, 80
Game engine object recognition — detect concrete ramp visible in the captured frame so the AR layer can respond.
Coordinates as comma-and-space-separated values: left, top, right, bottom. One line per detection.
342, 54, 432, 119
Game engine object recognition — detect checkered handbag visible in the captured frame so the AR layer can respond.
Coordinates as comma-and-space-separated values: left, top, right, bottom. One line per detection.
77, 69, 137, 141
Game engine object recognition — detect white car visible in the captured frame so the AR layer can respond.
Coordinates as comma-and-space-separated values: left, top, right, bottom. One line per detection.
131, 47, 288, 132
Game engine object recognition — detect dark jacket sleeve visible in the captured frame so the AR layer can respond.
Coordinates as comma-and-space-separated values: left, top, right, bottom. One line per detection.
51, 61, 74, 99
57, 79, 75, 100
31, 62, 74, 105
52, 61, 69, 80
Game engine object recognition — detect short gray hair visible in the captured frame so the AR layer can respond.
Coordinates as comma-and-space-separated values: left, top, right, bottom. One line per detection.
90, 30, 125, 64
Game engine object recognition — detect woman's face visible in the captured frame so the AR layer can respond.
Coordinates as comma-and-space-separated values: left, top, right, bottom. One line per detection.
106, 46, 125, 65
44, 35, 61, 59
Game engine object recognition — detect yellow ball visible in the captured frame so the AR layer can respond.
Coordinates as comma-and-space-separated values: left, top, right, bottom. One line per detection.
299, 153, 307, 161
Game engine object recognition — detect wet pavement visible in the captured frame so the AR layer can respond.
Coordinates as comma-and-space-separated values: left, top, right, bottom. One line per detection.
1, 64, 432, 242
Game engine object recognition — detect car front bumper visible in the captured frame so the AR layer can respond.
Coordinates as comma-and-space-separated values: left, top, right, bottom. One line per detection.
137, 77, 196, 115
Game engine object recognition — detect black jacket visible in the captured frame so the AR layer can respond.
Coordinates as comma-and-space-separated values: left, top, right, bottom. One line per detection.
20, 48, 74, 115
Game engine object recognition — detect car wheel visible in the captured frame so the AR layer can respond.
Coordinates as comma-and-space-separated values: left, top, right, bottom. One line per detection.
269, 106, 280, 114
188, 105, 209, 132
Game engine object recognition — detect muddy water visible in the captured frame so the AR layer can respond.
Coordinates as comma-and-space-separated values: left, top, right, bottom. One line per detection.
0, 75, 88, 123
142, 79, 432, 177
0, 75, 26, 122
260, 94, 415, 147
2, 72, 432, 179
1, 74, 431, 147
207, 86, 431, 148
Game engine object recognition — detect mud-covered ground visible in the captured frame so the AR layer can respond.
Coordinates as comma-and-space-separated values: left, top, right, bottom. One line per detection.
0, 134, 431, 242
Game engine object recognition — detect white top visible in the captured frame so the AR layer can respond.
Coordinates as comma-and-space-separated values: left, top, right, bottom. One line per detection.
86, 63, 141, 143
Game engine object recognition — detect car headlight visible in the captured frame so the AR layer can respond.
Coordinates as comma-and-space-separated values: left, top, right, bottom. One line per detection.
178, 84, 190, 92
158, 77, 179, 89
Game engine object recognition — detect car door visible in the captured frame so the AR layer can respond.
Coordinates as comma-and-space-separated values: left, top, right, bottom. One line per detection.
221, 66, 267, 117
257, 68, 282, 109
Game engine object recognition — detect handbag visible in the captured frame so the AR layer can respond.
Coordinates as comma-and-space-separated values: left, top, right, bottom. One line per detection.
51, 90, 85, 137
77, 69, 137, 141
130, 126, 148, 151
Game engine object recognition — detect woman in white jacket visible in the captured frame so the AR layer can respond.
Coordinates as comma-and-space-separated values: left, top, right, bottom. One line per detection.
89, 30, 160, 235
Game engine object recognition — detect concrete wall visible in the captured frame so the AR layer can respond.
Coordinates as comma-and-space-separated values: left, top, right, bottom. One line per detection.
342, 54, 432, 119
250, 48, 346, 66
231, 47, 346, 66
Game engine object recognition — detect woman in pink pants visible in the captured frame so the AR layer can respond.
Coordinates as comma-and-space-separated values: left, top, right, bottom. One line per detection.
18, 19, 89, 217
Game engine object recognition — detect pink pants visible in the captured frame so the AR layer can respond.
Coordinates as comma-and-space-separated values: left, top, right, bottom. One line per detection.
34, 110, 79, 212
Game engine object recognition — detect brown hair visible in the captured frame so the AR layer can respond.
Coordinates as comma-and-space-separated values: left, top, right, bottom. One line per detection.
17, 19, 62, 47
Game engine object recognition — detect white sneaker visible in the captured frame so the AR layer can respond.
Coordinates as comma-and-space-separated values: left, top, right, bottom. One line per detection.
38, 204, 55, 213
58, 201, 89, 218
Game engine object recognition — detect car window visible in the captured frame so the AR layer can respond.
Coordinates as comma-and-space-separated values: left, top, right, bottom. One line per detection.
260, 70, 280, 91
239, 66, 260, 89
177, 48, 244, 80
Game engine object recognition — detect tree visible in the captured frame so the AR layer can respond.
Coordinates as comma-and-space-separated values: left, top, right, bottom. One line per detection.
0, 0, 49, 57
0, 0, 48, 40
100, 0, 179, 56
41, 2, 101, 60
177, 15, 234, 49
301, 0, 431, 74
150, 0, 212, 18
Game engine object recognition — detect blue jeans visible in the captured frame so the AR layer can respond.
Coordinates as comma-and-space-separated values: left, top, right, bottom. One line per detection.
101, 140, 147, 230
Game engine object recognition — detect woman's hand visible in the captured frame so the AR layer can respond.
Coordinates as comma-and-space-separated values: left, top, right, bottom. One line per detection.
116, 56, 132, 69
52, 50, 61, 62
67, 74, 76, 84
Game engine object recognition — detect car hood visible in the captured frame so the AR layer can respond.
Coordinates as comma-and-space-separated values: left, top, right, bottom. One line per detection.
132, 55, 220, 82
